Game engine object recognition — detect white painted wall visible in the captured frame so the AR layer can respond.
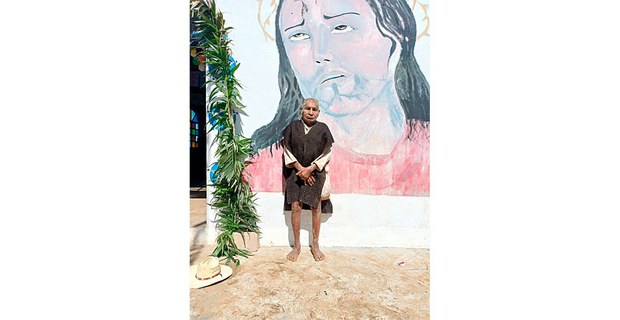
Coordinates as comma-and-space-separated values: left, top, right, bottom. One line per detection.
206, 192, 429, 248
255, 192, 429, 248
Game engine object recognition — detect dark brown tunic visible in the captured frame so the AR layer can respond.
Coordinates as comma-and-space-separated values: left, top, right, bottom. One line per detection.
282, 120, 334, 208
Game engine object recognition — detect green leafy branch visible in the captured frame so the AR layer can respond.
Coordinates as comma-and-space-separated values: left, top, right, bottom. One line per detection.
190, 0, 260, 266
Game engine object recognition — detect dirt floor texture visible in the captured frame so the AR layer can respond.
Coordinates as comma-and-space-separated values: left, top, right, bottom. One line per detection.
190, 246, 429, 320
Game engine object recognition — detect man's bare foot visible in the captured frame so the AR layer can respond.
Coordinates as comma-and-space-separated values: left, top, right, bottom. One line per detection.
310, 243, 325, 261
287, 246, 301, 262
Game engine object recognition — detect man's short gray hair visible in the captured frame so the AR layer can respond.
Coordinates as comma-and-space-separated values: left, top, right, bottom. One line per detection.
301, 98, 319, 110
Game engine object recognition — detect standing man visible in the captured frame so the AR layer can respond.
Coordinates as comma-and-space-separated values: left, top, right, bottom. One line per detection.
282, 98, 334, 262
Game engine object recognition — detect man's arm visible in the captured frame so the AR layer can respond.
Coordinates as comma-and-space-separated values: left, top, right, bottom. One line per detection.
311, 147, 332, 172
283, 145, 299, 169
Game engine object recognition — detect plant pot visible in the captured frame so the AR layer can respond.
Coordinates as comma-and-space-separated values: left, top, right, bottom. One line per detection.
233, 232, 260, 252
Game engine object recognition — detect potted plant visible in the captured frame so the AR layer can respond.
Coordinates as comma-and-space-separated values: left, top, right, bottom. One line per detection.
190, 0, 260, 266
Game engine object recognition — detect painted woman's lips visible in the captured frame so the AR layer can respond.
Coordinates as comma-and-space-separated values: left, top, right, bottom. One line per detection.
321, 74, 344, 84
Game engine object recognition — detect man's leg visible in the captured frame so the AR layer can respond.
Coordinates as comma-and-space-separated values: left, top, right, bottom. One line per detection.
287, 201, 302, 262
310, 206, 325, 261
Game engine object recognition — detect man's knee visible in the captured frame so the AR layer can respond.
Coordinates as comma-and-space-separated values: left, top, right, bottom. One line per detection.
292, 202, 302, 211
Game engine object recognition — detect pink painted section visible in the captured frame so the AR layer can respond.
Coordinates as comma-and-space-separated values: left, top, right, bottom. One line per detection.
246, 127, 430, 196
246, 147, 286, 193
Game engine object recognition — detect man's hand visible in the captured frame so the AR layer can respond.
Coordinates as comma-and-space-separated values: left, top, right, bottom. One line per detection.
295, 163, 318, 186
296, 165, 315, 181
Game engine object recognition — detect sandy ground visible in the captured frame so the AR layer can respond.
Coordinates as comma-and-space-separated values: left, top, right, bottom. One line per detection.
189, 199, 429, 320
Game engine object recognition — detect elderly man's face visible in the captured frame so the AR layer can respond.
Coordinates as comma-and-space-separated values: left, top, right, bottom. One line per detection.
301, 101, 320, 125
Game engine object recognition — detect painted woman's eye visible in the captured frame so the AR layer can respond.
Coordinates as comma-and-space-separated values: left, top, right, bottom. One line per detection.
289, 32, 310, 41
332, 25, 353, 34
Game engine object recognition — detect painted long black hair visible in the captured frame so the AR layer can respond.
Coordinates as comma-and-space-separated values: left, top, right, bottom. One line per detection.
251, 0, 430, 153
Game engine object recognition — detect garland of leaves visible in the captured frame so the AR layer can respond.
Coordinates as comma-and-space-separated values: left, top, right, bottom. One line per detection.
190, 0, 260, 266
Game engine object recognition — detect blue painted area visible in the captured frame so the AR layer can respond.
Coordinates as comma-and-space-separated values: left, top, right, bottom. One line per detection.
208, 107, 225, 131
209, 162, 220, 183
229, 56, 238, 70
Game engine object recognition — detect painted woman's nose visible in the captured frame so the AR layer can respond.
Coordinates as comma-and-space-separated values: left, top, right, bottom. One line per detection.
314, 52, 333, 64
313, 27, 333, 64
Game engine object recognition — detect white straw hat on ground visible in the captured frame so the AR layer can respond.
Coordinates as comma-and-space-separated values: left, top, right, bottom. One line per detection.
189, 256, 233, 289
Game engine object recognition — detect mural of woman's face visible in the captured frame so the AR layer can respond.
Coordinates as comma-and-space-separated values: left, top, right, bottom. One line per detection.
279, 0, 397, 117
